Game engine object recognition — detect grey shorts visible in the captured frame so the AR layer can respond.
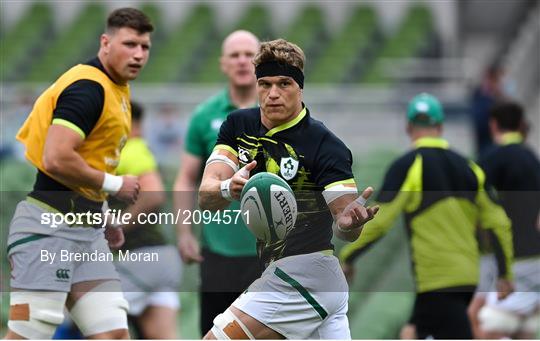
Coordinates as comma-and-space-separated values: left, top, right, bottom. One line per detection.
485, 257, 540, 315
7, 200, 119, 291
115, 245, 183, 315
8, 231, 119, 291
8, 232, 119, 291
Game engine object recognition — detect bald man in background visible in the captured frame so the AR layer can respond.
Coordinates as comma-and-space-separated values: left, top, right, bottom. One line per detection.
173, 30, 262, 336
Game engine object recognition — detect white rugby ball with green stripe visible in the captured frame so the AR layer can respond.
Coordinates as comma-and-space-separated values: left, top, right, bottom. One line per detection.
240, 172, 297, 242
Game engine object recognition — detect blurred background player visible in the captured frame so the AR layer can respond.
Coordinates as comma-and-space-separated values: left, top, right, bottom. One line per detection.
471, 101, 540, 338
113, 101, 183, 339
199, 38, 379, 339
470, 63, 510, 158
340, 93, 514, 339
173, 30, 262, 336
4, 8, 152, 339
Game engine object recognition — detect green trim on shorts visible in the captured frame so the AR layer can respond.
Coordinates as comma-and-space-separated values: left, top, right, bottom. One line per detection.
7, 234, 49, 254
274, 267, 328, 319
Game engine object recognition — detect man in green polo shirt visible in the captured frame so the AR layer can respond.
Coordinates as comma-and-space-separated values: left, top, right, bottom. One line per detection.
340, 93, 514, 338
173, 30, 261, 336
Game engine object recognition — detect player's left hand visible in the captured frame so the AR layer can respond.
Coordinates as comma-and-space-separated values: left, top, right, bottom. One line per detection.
338, 187, 379, 231
105, 225, 125, 249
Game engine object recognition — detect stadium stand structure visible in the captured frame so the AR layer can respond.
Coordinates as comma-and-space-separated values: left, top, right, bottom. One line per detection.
26, 3, 105, 82
193, 4, 274, 83
280, 5, 328, 75
2, 3, 443, 85
362, 5, 437, 84
310, 5, 380, 83
1, 3, 53, 82
139, 4, 215, 83
139, 3, 163, 39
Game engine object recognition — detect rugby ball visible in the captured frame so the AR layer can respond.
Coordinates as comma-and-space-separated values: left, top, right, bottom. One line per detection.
240, 172, 297, 242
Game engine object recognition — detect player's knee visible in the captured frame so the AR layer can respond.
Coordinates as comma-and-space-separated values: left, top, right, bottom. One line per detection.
69, 281, 129, 337
7, 291, 67, 339
139, 316, 176, 339
210, 309, 254, 340
478, 305, 520, 334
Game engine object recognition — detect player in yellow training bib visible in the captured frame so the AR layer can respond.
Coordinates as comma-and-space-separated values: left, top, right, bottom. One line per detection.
5, 8, 153, 340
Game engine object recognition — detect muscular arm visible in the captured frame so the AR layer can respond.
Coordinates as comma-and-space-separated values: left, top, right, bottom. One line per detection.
42, 125, 105, 189
41, 79, 138, 202
42, 124, 138, 204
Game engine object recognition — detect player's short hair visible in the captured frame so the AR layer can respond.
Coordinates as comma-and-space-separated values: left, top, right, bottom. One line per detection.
131, 101, 144, 122
490, 101, 524, 131
107, 8, 154, 34
254, 39, 305, 71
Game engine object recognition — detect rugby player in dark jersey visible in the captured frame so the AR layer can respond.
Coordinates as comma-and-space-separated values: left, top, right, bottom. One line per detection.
198, 39, 379, 339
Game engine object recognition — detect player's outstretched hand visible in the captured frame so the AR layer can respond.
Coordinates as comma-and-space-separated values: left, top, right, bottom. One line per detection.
230, 161, 257, 200
338, 187, 380, 231
105, 225, 125, 249
178, 231, 203, 264
114, 175, 140, 204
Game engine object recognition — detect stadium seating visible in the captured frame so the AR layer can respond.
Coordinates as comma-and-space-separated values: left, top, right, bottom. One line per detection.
26, 3, 106, 82
1, 3, 53, 81
2, 3, 441, 84
139, 5, 215, 83
280, 5, 327, 74
310, 5, 379, 83
193, 4, 274, 83
139, 3, 163, 40
361, 5, 435, 84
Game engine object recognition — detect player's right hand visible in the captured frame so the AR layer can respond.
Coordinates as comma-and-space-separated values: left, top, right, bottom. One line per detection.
105, 225, 125, 249
230, 160, 257, 200
178, 231, 203, 264
114, 175, 140, 204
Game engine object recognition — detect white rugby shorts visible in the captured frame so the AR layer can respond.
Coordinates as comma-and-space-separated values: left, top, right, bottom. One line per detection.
232, 251, 351, 339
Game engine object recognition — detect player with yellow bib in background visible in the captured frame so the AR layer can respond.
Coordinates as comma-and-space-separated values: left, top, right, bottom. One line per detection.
5, 8, 153, 339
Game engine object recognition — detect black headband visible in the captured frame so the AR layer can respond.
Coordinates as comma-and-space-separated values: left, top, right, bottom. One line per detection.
255, 61, 304, 89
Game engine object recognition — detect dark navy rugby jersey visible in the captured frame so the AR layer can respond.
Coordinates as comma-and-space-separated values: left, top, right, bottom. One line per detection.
479, 137, 540, 259
214, 106, 355, 264
340, 137, 513, 292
